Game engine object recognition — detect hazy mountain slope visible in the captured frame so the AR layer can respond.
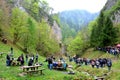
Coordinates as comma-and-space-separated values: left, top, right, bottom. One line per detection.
59, 10, 99, 32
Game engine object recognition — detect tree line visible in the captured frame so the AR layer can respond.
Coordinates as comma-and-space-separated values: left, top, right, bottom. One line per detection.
0, 0, 60, 56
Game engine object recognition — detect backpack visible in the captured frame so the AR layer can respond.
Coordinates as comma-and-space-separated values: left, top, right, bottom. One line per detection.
107, 61, 111, 67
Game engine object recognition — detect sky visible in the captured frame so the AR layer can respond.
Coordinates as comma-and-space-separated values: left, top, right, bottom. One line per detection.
46, 0, 107, 13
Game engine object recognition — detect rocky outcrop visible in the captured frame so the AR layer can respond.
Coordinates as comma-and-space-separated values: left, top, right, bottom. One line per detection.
51, 21, 62, 43
11, 0, 26, 11
103, 0, 120, 25
103, 0, 117, 11
112, 10, 120, 25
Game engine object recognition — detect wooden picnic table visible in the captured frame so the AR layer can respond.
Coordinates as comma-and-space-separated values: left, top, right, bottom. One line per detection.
22, 65, 45, 75
22, 65, 41, 71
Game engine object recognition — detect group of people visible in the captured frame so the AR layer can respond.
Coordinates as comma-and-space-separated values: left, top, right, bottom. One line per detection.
69, 56, 112, 71
27, 54, 39, 66
96, 46, 120, 56
46, 56, 67, 70
6, 52, 39, 66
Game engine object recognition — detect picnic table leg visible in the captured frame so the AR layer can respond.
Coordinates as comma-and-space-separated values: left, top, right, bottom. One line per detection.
36, 67, 38, 70
23, 68, 25, 72
40, 70, 42, 75
40, 70, 45, 75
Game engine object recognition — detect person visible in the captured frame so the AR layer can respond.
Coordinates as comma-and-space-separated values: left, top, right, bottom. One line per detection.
25, 54, 28, 63
11, 47, 13, 54
62, 61, 67, 70
35, 53, 39, 63
10, 47, 13, 57
6, 54, 11, 66
107, 59, 112, 71
21, 54, 24, 66
28, 58, 33, 66
31, 54, 34, 63
95, 60, 100, 68
91, 59, 95, 68
48, 57, 53, 70
58, 60, 62, 67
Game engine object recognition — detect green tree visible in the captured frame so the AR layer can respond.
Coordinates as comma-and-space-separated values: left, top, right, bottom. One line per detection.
100, 16, 118, 46
67, 36, 84, 56
21, 17, 37, 52
10, 8, 27, 44
36, 19, 60, 56
90, 12, 118, 47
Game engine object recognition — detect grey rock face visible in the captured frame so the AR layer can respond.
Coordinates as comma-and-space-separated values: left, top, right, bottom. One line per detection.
104, 0, 120, 25
112, 10, 120, 25
51, 21, 62, 43
104, 0, 118, 11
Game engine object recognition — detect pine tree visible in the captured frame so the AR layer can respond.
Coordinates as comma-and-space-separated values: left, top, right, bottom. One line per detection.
90, 11, 118, 47
101, 16, 118, 46
90, 12, 105, 47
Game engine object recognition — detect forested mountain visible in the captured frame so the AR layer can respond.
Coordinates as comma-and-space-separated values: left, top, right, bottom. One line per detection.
58, 10, 99, 42
59, 10, 99, 31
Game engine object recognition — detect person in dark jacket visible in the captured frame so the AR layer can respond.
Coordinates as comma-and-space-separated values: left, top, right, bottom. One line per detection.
6, 54, 11, 66
21, 54, 24, 66
28, 58, 33, 66
35, 53, 39, 63
107, 59, 112, 71
48, 57, 53, 70
25, 54, 28, 63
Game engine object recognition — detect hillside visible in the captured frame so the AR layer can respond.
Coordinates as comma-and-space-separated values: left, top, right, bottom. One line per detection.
0, 0, 62, 55
0, 42, 120, 80
58, 10, 98, 41
59, 10, 99, 32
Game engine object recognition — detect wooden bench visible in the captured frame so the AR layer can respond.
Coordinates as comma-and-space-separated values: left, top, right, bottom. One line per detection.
53, 66, 66, 70
95, 77, 104, 80
22, 65, 45, 75
26, 68, 45, 75
56, 66, 64, 69
22, 65, 41, 72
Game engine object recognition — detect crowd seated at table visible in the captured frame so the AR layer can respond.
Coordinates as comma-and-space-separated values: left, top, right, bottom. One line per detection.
46, 56, 68, 70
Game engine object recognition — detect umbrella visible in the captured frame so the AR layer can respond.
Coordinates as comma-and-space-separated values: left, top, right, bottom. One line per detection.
116, 44, 120, 47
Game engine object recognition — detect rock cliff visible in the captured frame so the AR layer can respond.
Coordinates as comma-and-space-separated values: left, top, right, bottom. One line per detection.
103, 0, 120, 25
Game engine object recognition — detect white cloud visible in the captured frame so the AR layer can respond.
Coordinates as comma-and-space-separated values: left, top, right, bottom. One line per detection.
46, 0, 107, 13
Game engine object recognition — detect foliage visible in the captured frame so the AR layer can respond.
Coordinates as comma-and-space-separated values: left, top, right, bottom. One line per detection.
67, 20, 94, 56
90, 12, 118, 47
22, 0, 53, 23
36, 20, 60, 56
0, 0, 11, 38
115, 24, 120, 43
0, 0, 61, 56
58, 10, 98, 45
67, 27, 90, 56
10, 8, 28, 44
20, 17, 37, 52
104, 0, 120, 17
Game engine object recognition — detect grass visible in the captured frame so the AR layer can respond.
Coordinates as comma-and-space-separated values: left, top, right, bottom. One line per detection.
0, 42, 120, 80
82, 48, 115, 59
0, 42, 78, 80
